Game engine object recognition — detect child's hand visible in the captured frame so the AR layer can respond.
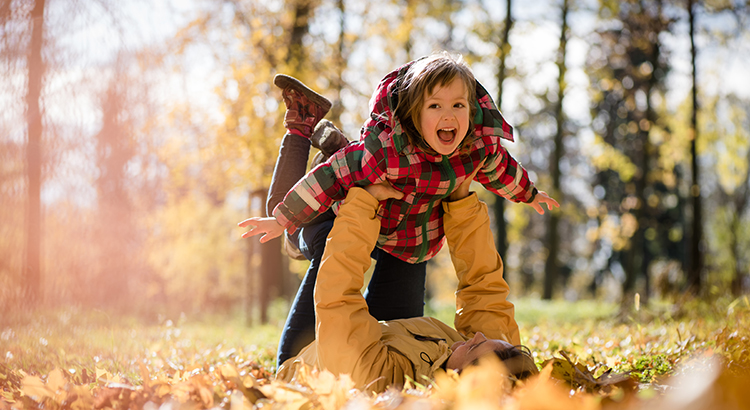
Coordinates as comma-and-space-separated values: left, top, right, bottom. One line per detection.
529, 191, 560, 215
364, 181, 404, 202
238, 217, 284, 243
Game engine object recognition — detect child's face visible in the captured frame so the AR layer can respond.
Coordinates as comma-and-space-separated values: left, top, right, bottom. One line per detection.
418, 78, 471, 156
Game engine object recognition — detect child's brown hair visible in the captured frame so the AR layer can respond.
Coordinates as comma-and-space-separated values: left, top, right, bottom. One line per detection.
395, 51, 477, 155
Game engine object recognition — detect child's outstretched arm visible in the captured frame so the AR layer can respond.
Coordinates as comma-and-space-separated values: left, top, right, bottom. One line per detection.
238, 217, 284, 243
528, 190, 560, 215
473, 141, 561, 214
273, 140, 387, 234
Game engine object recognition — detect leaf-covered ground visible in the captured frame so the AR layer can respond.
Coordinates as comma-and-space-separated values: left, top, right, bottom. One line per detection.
1, 297, 749, 409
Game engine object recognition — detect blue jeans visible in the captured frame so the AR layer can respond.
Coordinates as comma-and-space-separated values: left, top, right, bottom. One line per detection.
268, 133, 427, 367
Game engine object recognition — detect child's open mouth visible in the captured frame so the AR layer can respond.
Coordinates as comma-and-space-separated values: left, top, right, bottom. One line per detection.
437, 128, 456, 143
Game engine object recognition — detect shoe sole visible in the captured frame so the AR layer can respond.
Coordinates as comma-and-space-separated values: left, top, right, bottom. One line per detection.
273, 74, 332, 111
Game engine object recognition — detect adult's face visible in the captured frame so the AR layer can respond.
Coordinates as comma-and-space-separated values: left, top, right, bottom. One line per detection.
445, 332, 514, 372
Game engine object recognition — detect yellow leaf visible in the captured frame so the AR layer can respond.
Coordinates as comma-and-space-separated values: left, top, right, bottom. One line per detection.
21, 375, 53, 400
197, 384, 214, 407
47, 368, 66, 392
219, 363, 239, 379
139, 363, 151, 387
454, 354, 511, 409
95, 367, 107, 380
1, 389, 16, 403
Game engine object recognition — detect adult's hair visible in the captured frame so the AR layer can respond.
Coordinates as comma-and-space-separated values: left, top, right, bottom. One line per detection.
469, 344, 539, 383
394, 51, 478, 156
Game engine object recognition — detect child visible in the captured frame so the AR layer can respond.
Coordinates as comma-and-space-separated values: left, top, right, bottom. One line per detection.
240, 51, 559, 367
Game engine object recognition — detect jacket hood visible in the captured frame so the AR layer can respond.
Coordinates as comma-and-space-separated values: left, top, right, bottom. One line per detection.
368, 58, 515, 160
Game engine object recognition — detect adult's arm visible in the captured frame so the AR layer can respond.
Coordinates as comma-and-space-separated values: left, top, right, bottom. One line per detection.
442, 193, 521, 345
314, 188, 413, 389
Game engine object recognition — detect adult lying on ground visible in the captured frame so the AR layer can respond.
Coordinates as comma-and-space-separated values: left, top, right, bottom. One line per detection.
276, 178, 539, 392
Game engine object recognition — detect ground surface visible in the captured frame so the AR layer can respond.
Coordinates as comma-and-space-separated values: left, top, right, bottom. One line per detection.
1, 297, 749, 409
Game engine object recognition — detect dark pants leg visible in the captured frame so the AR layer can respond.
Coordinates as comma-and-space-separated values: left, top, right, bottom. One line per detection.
365, 248, 427, 320
266, 133, 311, 217
276, 219, 334, 366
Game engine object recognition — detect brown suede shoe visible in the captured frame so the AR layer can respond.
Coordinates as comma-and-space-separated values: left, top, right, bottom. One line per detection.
310, 119, 349, 159
274, 74, 332, 137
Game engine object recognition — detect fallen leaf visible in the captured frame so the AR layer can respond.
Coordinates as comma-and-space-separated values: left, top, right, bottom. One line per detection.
47, 368, 66, 393
21, 375, 52, 400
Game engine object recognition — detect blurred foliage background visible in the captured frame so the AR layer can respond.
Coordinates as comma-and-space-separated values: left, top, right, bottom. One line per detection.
1, 0, 749, 324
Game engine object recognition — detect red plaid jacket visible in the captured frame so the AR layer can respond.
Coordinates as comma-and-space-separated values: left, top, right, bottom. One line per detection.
273, 60, 538, 263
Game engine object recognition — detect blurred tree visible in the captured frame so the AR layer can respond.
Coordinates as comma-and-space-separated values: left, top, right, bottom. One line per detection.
493, 0, 513, 266
93, 69, 136, 308
587, 0, 674, 306
24, 0, 46, 304
328, 0, 347, 124
0, 1, 27, 310
686, 0, 704, 293
542, 0, 570, 300
697, 92, 750, 297
462, 0, 529, 291
714, 97, 749, 296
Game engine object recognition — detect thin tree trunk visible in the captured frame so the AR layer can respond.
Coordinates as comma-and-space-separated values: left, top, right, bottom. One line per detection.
493, 0, 513, 263
687, 0, 703, 293
24, 0, 45, 304
639, 5, 664, 304
543, 0, 568, 300
260, 237, 283, 323
245, 190, 260, 326
730, 190, 747, 296
729, 210, 741, 296
329, 0, 346, 123
287, 0, 313, 75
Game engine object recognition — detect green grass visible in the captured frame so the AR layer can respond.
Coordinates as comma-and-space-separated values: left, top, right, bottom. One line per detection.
425, 297, 617, 328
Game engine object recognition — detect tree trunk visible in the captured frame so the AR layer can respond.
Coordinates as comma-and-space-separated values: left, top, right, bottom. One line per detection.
245, 191, 259, 325
95, 76, 134, 310
729, 210, 741, 296
329, 0, 346, 123
260, 237, 283, 323
493, 0, 513, 263
687, 0, 703, 293
543, 0, 568, 300
287, 0, 313, 75
730, 189, 748, 296
24, 0, 45, 304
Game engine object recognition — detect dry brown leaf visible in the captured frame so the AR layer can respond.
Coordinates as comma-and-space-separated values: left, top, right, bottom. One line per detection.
542, 352, 636, 395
